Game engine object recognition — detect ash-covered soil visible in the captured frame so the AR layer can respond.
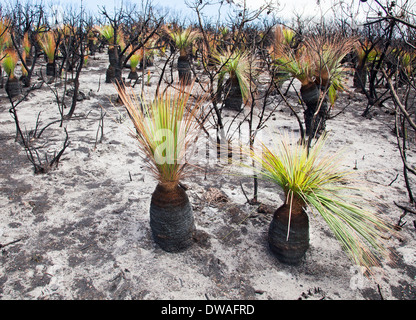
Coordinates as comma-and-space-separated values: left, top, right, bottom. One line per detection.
0, 51, 415, 300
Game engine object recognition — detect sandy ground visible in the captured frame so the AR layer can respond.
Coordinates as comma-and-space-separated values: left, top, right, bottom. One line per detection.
0, 50, 415, 300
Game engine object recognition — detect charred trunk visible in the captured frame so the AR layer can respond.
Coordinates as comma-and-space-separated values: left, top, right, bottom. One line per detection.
268, 196, 309, 265
5, 77, 22, 98
106, 46, 123, 84
353, 65, 367, 92
46, 62, 56, 77
224, 77, 243, 111
301, 82, 327, 139
177, 56, 192, 85
106, 64, 122, 84
128, 70, 139, 80
106, 65, 115, 83
149, 182, 195, 252
108, 46, 118, 66
26, 55, 33, 67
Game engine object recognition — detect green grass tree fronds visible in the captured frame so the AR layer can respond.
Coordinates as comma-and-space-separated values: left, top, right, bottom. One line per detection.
116, 84, 206, 184
164, 26, 200, 58
97, 24, 115, 44
38, 31, 57, 64
129, 47, 143, 72
2, 48, 18, 79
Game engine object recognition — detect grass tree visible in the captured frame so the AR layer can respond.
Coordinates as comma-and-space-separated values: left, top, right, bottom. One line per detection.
99, 3, 163, 89
272, 30, 354, 140
127, 47, 143, 80
393, 47, 415, 86
38, 30, 58, 77
311, 34, 356, 106
246, 133, 394, 269
97, 24, 122, 83
2, 48, 21, 98
164, 26, 200, 85
353, 39, 380, 92
211, 47, 253, 111
116, 84, 206, 252
273, 40, 318, 138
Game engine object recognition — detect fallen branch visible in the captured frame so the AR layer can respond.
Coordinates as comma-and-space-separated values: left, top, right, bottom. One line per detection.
388, 173, 399, 186
0, 237, 24, 249
394, 201, 416, 215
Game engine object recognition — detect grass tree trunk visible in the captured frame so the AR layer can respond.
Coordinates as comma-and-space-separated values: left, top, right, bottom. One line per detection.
268, 194, 309, 265
108, 46, 118, 66
46, 62, 56, 77
224, 77, 243, 111
106, 46, 122, 84
5, 77, 22, 98
177, 55, 192, 85
353, 65, 367, 92
300, 82, 327, 139
128, 67, 139, 80
149, 182, 195, 252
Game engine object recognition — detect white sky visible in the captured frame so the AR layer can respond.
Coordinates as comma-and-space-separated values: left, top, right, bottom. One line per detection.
82, 0, 337, 17
55, 0, 415, 24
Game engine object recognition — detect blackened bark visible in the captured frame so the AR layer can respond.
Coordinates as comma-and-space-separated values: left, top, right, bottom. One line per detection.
268, 197, 310, 265
300, 82, 328, 139
224, 77, 243, 111
149, 183, 195, 252
177, 56, 192, 85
